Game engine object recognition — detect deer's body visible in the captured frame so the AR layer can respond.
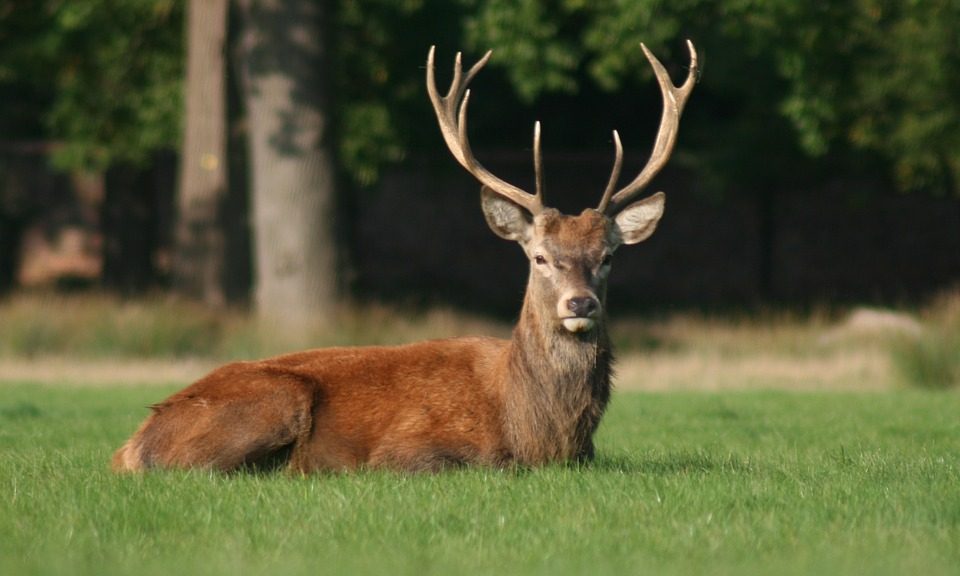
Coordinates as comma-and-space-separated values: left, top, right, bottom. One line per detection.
115, 338, 512, 472
113, 329, 610, 473
113, 41, 697, 474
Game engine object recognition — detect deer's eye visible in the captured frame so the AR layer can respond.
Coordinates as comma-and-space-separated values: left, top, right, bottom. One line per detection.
534, 255, 547, 266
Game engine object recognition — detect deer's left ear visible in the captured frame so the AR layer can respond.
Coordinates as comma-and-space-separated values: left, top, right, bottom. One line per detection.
481, 186, 533, 242
614, 192, 665, 245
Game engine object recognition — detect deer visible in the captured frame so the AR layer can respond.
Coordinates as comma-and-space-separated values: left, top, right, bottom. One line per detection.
112, 41, 698, 474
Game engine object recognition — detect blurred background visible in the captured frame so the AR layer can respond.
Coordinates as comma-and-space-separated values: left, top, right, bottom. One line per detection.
0, 0, 958, 389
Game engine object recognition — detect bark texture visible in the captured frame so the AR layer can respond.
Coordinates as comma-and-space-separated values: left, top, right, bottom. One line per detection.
174, 0, 229, 306
236, 0, 338, 333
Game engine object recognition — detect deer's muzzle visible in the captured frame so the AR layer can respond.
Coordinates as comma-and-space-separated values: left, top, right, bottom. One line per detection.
559, 294, 600, 333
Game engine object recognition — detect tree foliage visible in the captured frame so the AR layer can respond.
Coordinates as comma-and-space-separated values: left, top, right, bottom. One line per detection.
334, 0, 431, 185
0, 0, 183, 170
1, 0, 958, 194
753, 0, 960, 192
461, 0, 960, 194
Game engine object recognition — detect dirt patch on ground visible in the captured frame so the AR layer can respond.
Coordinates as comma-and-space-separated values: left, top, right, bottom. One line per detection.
0, 349, 896, 391
615, 348, 894, 391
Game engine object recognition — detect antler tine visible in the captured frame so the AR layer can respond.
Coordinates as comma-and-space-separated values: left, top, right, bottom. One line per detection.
533, 121, 544, 200
603, 40, 698, 215
596, 130, 623, 214
427, 46, 543, 214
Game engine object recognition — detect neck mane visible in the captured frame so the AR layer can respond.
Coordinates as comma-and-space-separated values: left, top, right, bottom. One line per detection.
502, 292, 613, 465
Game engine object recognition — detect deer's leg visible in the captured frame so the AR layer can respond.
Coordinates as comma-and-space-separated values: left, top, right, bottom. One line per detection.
112, 372, 316, 472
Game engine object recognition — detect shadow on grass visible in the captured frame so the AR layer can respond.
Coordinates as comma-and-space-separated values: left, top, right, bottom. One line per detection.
587, 450, 757, 475
120, 450, 758, 479
0, 401, 42, 420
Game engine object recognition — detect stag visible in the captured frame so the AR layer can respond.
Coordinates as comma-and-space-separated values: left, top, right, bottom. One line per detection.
113, 41, 698, 473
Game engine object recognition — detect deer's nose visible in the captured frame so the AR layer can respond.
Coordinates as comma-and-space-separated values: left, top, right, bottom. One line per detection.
566, 296, 599, 318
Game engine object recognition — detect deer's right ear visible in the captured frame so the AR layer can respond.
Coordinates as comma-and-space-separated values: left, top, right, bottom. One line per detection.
481, 186, 533, 242
614, 191, 665, 245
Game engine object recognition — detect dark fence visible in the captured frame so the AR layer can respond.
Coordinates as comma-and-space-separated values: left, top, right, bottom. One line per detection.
355, 153, 960, 312
3, 146, 959, 310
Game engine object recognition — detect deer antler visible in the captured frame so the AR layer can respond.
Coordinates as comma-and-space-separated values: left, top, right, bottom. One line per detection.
597, 40, 698, 215
427, 46, 544, 215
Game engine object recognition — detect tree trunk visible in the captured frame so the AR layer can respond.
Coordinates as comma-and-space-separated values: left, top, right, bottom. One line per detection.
235, 0, 338, 335
174, 0, 229, 307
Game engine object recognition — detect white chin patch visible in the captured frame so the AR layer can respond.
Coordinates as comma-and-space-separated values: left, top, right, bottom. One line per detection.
562, 318, 595, 333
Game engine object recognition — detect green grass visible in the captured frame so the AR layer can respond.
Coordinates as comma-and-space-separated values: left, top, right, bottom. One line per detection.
1, 385, 958, 576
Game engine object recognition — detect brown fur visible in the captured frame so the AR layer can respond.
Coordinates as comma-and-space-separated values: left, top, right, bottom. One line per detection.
112, 210, 621, 474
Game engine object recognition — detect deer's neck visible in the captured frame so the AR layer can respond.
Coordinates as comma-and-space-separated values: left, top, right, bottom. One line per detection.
502, 292, 613, 465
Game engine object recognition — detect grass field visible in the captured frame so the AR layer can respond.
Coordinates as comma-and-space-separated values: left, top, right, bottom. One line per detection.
2, 383, 958, 576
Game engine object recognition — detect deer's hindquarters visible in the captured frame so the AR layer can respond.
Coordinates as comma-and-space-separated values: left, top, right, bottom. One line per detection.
111, 367, 315, 472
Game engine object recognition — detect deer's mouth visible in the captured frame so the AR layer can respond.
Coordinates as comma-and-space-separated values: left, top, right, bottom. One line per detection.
559, 294, 601, 333
561, 317, 596, 333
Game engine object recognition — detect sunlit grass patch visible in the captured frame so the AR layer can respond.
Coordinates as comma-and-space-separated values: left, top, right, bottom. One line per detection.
1, 385, 958, 576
